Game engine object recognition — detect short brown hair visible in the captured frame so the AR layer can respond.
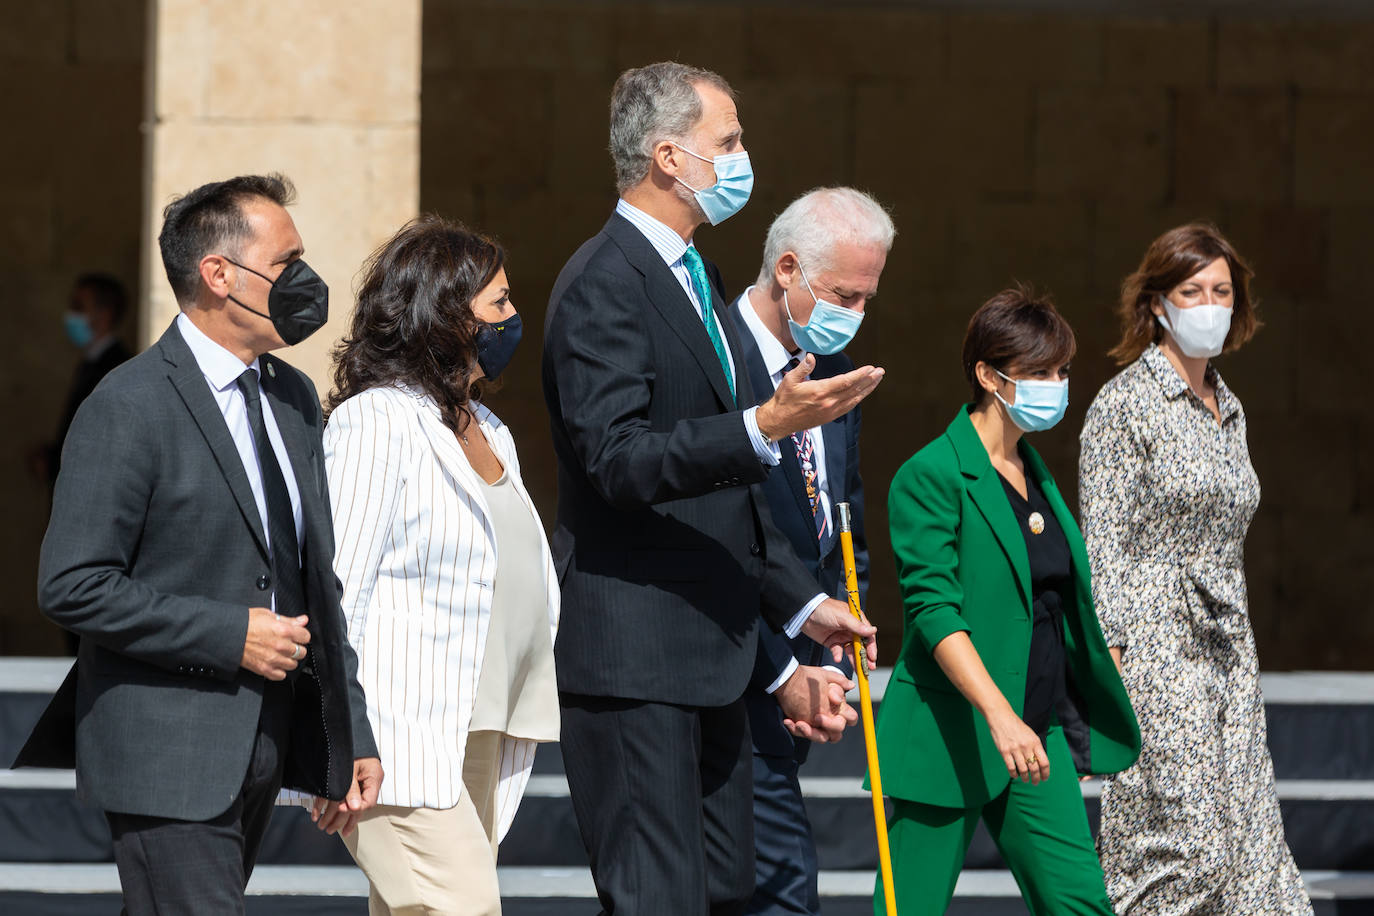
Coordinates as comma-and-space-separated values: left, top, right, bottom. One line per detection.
961, 285, 1076, 404
1110, 222, 1258, 365
158, 173, 296, 305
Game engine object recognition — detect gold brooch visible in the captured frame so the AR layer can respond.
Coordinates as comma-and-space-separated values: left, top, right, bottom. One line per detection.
1028, 512, 1045, 535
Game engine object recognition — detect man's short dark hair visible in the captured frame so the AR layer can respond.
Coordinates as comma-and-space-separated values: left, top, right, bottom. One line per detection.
157, 174, 296, 305
74, 272, 130, 325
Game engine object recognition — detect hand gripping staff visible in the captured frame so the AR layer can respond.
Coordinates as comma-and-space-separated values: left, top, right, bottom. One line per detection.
837, 501, 897, 916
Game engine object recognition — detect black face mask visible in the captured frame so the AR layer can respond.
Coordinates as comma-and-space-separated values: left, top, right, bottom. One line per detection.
226, 257, 329, 346
475, 312, 522, 380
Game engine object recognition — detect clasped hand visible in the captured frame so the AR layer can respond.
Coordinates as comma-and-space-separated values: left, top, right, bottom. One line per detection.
778, 665, 858, 743
240, 606, 310, 680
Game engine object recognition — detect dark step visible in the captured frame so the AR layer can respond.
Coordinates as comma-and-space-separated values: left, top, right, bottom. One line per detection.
6, 663, 1371, 781
4, 771, 1370, 873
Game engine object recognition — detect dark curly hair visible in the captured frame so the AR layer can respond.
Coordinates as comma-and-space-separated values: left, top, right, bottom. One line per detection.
327, 215, 505, 435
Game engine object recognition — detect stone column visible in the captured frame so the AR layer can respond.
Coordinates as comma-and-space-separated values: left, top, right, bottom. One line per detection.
142, 0, 421, 386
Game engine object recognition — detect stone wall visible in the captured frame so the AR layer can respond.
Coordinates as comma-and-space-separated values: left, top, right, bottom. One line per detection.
4, 1, 1371, 669
421, 1, 1374, 670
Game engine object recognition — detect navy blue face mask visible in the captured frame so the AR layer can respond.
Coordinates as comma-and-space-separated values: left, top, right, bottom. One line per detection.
474, 312, 522, 380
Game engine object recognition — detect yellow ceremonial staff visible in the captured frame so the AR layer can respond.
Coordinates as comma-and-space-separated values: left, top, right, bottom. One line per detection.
837, 501, 897, 916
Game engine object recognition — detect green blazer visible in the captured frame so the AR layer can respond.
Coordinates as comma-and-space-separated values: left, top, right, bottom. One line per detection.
875, 407, 1140, 809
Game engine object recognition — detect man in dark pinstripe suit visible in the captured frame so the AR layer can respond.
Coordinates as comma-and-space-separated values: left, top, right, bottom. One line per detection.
542, 63, 883, 916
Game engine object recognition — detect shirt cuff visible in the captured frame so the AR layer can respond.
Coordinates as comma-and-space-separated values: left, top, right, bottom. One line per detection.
785, 593, 828, 639
744, 406, 781, 466
763, 657, 799, 695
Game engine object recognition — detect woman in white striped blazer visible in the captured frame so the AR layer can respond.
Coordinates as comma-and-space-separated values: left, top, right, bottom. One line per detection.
322, 217, 559, 915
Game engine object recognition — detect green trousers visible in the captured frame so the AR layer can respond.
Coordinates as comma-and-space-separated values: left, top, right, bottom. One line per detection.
874, 725, 1113, 916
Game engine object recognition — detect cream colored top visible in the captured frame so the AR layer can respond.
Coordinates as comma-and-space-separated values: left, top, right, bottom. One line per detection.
469, 469, 560, 741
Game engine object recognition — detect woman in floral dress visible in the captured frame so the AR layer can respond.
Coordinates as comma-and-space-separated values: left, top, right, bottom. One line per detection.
1079, 223, 1312, 915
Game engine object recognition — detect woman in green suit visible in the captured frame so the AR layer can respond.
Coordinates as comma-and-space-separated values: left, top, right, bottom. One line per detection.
875, 287, 1140, 915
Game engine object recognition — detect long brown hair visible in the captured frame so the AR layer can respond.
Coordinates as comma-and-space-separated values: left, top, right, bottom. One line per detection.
327, 215, 505, 434
1110, 222, 1258, 365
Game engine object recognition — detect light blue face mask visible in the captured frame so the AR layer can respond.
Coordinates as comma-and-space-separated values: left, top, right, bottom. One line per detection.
785, 262, 864, 355
994, 368, 1068, 432
674, 145, 754, 226
64, 312, 94, 348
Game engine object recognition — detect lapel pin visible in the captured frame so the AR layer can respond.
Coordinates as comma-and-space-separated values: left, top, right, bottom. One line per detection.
265, 361, 275, 378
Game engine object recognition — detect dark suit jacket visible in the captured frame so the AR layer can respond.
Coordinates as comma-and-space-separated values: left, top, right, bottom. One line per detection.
542, 213, 820, 707
728, 298, 868, 759
17, 321, 377, 821
47, 338, 132, 486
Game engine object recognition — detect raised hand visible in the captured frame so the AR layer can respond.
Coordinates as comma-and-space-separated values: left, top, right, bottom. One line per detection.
755, 355, 884, 441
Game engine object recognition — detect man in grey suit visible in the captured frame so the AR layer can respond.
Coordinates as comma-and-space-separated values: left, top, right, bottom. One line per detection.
17, 174, 381, 915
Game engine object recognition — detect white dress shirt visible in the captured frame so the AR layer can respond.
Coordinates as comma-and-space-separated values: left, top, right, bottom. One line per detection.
176, 313, 304, 580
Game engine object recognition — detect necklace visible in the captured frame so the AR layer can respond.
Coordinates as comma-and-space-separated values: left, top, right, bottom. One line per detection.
1028, 512, 1045, 535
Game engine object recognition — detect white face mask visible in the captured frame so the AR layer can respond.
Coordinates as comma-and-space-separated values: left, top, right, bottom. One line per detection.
1157, 295, 1232, 359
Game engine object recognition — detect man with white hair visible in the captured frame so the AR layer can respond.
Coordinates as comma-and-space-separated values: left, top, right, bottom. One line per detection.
732, 187, 894, 916
543, 64, 883, 914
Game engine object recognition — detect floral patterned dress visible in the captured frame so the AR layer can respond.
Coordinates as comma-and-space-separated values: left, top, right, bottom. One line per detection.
1078, 344, 1311, 915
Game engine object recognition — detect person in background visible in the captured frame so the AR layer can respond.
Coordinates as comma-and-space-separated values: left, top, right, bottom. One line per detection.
1081, 223, 1312, 914
18, 173, 381, 915
32, 273, 134, 484
876, 288, 1139, 915
730, 186, 894, 916
28, 273, 135, 653
542, 62, 879, 915
323, 216, 559, 916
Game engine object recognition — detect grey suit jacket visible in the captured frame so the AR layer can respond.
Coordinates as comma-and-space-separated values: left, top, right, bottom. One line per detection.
17, 321, 377, 821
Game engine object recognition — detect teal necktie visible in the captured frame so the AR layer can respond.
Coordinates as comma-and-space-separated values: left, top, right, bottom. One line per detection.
681, 246, 735, 403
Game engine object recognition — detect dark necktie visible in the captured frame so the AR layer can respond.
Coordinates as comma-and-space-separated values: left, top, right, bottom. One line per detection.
236, 369, 305, 621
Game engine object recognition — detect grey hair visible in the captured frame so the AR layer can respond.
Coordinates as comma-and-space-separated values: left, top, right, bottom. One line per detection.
756, 187, 896, 288
609, 62, 735, 194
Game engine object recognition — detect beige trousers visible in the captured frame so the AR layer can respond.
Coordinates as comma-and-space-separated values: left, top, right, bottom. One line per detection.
344, 731, 503, 915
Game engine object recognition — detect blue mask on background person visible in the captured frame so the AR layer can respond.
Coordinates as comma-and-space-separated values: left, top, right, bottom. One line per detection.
785, 262, 863, 355
475, 312, 522, 380
64, 312, 94, 348
994, 368, 1068, 432
673, 145, 753, 226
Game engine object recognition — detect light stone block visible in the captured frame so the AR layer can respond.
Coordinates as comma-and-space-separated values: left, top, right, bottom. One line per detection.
144, 120, 418, 384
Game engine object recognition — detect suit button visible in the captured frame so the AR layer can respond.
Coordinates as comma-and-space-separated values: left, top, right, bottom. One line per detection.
749, 543, 761, 556
256, 575, 271, 591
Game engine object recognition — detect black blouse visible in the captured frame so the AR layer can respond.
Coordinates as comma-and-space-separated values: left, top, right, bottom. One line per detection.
998, 470, 1072, 741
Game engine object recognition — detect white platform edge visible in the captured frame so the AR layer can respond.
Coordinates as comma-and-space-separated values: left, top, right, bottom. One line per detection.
6, 769, 1372, 802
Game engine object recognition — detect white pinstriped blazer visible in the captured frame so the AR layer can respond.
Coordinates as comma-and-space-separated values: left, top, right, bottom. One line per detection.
326, 384, 559, 838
